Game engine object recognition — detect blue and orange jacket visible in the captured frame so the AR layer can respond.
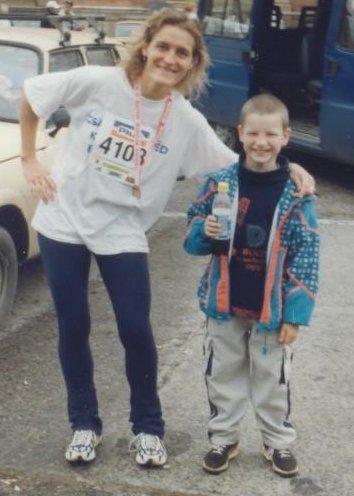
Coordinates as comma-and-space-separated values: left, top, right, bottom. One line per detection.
184, 163, 320, 331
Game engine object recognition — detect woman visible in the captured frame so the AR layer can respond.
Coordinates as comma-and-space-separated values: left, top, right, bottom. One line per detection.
20, 8, 313, 468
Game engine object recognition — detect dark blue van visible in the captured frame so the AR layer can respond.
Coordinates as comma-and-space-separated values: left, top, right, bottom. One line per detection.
196, 0, 354, 166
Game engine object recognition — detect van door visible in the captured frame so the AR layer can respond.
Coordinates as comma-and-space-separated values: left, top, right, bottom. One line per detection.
196, 0, 259, 129
320, 0, 354, 164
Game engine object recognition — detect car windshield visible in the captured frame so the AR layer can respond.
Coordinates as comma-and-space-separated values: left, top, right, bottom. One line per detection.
49, 49, 84, 72
86, 46, 118, 65
0, 45, 39, 121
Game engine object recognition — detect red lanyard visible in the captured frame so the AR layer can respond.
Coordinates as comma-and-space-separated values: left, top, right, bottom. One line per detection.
133, 82, 174, 197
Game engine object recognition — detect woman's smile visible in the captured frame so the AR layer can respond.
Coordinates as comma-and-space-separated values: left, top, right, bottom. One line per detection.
140, 25, 195, 99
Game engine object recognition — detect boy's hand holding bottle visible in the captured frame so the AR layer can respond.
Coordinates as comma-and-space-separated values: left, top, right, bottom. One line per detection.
204, 182, 231, 238
204, 182, 231, 255
204, 215, 224, 238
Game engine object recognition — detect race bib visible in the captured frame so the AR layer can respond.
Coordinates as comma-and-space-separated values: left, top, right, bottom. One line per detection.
88, 113, 151, 187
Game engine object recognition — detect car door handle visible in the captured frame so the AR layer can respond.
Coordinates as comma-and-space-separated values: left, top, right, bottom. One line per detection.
327, 58, 339, 78
242, 50, 257, 64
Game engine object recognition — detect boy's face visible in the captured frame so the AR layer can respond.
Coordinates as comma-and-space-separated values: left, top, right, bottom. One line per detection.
238, 112, 290, 172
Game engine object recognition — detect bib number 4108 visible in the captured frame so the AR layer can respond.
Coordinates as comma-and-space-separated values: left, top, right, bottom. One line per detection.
99, 137, 147, 165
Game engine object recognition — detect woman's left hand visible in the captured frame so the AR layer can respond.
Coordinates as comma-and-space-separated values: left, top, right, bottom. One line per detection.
22, 157, 57, 204
289, 162, 316, 197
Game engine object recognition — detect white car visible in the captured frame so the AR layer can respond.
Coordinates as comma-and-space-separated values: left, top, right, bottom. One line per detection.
0, 21, 124, 327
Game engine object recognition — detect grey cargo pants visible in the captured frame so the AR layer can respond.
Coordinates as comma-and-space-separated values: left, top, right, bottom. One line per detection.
204, 316, 297, 449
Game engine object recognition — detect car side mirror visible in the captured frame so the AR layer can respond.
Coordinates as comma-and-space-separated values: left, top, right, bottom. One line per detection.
48, 107, 71, 137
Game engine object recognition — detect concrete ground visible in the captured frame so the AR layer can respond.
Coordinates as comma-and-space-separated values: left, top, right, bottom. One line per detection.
0, 178, 353, 496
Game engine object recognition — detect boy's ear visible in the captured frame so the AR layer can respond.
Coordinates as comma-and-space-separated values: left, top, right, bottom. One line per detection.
237, 124, 244, 142
283, 127, 291, 145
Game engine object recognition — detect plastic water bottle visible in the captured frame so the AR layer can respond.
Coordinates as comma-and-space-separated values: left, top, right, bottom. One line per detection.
212, 182, 231, 240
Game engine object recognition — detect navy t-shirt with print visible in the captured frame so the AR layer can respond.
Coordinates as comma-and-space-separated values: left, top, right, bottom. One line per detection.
230, 156, 289, 319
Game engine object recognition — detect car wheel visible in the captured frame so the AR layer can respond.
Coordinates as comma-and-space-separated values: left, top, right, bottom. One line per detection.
0, 227, 18, 328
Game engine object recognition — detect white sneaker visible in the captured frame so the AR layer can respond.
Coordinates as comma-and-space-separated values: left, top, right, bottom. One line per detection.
130, 433, 167, 467
65, 429, 102, 463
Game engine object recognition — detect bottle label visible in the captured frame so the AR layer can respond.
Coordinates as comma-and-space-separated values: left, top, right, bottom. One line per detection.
213, 207, 231, 240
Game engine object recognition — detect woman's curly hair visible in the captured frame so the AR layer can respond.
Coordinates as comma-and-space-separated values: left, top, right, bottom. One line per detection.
123, 8, 209, 99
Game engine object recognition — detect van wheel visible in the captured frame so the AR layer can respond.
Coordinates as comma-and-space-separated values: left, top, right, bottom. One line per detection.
0, 227, 18, 329
212, 124, 237, 151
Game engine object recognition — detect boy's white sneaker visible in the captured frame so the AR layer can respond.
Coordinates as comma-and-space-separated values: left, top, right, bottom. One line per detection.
65, 429, 102, 463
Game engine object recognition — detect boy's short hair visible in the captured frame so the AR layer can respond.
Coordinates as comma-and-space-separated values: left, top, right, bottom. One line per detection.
240, 93, 289, 129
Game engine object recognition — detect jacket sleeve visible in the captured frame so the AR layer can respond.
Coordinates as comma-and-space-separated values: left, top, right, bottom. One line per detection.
183, 177, 216, 255
282, 199, 320, 326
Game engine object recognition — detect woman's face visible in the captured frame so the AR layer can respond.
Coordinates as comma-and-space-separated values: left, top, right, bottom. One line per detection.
141, 25, 195, 96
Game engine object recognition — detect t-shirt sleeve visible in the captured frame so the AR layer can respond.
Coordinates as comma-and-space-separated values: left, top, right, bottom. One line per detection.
179, 107, 238, 177
23, 66, 98, 120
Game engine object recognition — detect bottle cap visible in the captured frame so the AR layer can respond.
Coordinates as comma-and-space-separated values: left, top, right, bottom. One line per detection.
217, 181, 229, 193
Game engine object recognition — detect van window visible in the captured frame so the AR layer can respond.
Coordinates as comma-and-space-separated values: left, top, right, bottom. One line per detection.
339, 0, 354, 50
271, 1, 317, 30
203, 0, 252, 38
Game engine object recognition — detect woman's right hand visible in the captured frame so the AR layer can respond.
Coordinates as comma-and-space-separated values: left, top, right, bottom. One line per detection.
21, 157, 57, 204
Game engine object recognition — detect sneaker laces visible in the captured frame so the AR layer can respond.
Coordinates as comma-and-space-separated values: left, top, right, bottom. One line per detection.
211, 445, 228, 455
276, 448, 292, 458
129, 433, 160, 453
71, 430, 93, 447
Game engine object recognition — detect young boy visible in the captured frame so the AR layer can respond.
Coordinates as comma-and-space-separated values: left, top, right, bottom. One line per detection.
184, 94, 319, 477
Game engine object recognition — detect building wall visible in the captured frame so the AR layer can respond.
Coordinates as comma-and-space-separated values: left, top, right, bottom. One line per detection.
7, 0, 181, 6
3, 0, 318, 13
2, 0, 318, 9
290, 0, 317, 10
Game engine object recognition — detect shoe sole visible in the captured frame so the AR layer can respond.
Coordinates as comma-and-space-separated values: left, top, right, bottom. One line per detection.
65, 435, 102, 464
202, 444, 240, 474
136, 454, 167, 468
137, 459, 166, 468
262, 449, 299, 478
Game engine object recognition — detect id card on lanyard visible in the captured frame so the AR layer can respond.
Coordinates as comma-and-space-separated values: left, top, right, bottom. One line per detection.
88, 83, 174, 198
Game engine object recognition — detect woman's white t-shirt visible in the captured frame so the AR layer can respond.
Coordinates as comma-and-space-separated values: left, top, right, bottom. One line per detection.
24, 66, 236, 254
